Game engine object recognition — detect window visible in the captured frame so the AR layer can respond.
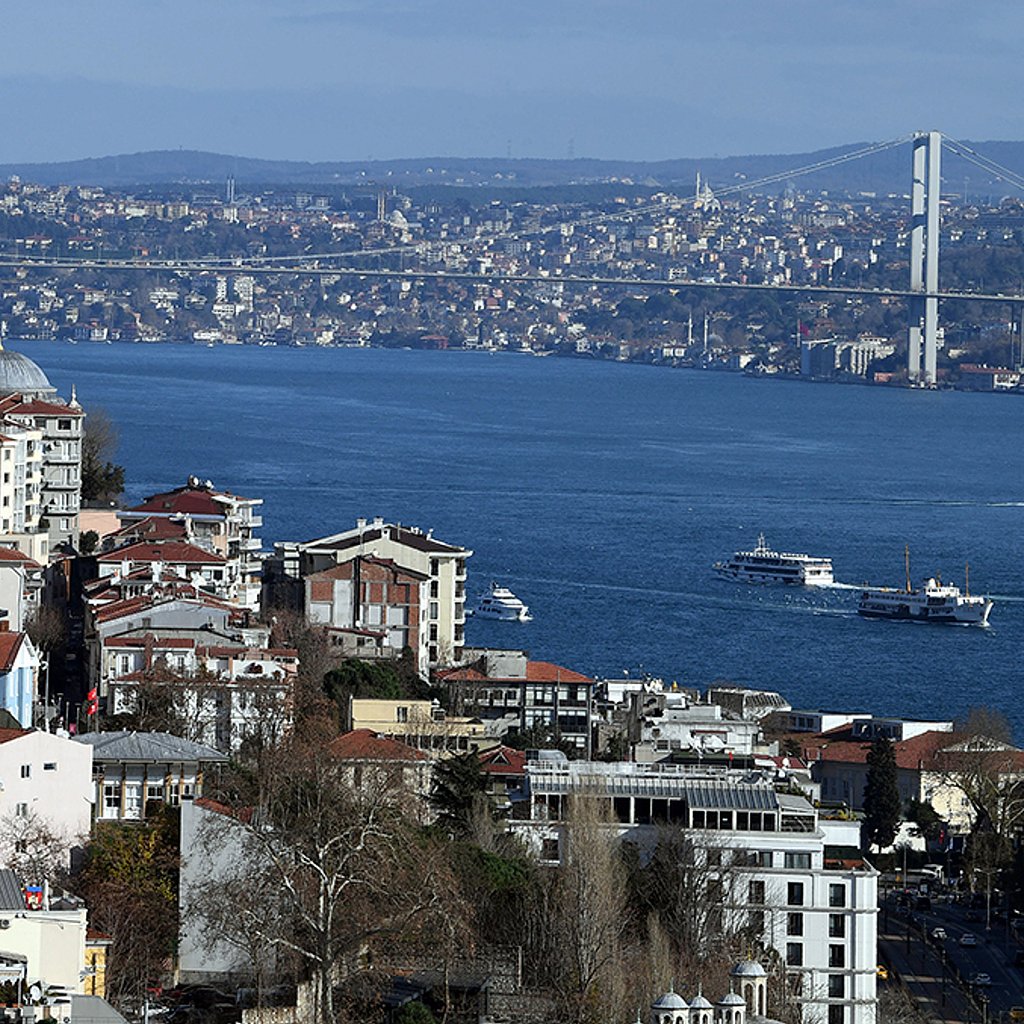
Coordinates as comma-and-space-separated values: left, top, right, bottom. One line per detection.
124, 785, 142, 817
20, 764, 30, 778
429, 601, 439, 620
43, 762, 57, 771
787, 882, 804, 906
15, 803, 28, 818
828, 976, 844, 998
784, 851, 811, 869
829, 914, 846, 938
786, 943, 803, 967
396, 706, 409, 723
787, 912, 804, 936
748, 880, 765, 904
430, 581, 438, 598
541, 838, 559, 862
829, 944, 845, 968
103, 784, 121, 813
706, 849, 722, 867
828, 1007, 844, 1024
58, 419, 72, 431
829, 883, 846, 908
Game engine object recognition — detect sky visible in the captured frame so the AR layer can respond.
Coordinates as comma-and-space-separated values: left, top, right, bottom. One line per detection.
4, 0, 1024, 164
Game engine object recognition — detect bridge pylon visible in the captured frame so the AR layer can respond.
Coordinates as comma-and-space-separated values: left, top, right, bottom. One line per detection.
908, 131, 941, 385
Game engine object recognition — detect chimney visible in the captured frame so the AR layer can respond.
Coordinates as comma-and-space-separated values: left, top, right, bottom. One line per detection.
372, 516, 384, 528
356, 517, 367, 530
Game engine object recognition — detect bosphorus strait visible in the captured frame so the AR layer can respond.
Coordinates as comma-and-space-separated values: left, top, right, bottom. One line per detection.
26, 340, 1024, 732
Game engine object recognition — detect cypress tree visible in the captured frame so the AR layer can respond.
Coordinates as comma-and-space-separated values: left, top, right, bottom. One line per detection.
863, 736, 902, 852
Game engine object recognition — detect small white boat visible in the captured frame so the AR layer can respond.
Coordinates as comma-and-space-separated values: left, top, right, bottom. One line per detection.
468, 582, 532, 622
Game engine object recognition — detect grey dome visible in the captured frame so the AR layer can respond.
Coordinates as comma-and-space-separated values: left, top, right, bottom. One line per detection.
0, 347, 55, 398
689, 994, 714, 1010
652, 992, 688, 1011
731, 961, 767, 979
718, 993, 747, 1007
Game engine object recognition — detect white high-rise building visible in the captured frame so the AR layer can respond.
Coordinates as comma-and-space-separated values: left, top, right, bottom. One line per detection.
511, 759, 877, 1024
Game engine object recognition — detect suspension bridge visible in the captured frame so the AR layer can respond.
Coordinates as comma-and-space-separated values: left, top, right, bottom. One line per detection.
4, 130, 1024, 384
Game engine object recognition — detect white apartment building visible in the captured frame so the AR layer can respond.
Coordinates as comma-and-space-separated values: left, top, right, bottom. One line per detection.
116, 477, 264, 609
272, 517, 471, 667
0, 729, 93, 861
510, 759, 877, 1024
0, 421, 46, 562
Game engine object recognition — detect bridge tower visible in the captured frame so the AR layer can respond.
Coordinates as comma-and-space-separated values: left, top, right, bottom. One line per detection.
908, 131, 941, 385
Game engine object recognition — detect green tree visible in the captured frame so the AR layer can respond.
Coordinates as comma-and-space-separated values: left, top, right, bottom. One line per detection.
429, 752, 488, 836
395, 1002, 437, 1024
863, 736, 901, 852
81, 408, 126, 504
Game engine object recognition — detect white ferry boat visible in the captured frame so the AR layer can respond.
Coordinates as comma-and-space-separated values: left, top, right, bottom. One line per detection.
468, 582, 532, 622
858, 554, 992, 626
713, 534, 834, 586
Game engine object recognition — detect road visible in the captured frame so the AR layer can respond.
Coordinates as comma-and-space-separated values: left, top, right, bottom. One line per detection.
880, 894, 1024, 1024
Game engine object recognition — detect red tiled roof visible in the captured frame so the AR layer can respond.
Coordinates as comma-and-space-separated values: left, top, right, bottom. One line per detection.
97, 541, 225, 565
307, 555, 429, 583
101, 636, 197, 649
107, 517, 189, 543
798, 729, 983, 772
309, 524, 466, 555
478, 745, 527, 775
328, 729, 428, 762
0, 397, 82, 417
0, 727, 30, 745
438, 661, 592, 684
0, 546, 42, 569
130, 491, 225, 516
0, 632, 26, 673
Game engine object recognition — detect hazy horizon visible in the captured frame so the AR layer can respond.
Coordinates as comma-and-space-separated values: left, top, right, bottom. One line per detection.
4, 1, 1023, 165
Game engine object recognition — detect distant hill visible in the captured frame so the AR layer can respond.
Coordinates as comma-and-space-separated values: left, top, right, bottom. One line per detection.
3, 141, 1024, 197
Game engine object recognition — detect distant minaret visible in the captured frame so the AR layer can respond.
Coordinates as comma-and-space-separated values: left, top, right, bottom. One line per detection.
377, 189, 387, 222
687, 311, 693, 347
226, 176, 236, 205
703, 313, 709, 354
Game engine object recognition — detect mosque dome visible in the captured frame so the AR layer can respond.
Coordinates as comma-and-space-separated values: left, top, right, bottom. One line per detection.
652, 992, 688, 1011
0, 344, 56, 398
718, 993, 747, 1007
731, 961, 767, 979
689, 993, 714, 1011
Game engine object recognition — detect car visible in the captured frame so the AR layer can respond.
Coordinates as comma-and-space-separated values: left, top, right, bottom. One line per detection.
932, 927, 947, 940
970, 973, 992, 987
876, 965, 890, 981
960, 933, 978, 947
1008, 1008, 1024, 1022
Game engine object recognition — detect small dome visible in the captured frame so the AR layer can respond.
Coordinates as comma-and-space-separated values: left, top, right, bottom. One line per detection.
731, 961, 767, 979
689, 994, 713, 1010
0, 346, 56, 398
718, 993, 747, 1007
652, 992, 688, 1011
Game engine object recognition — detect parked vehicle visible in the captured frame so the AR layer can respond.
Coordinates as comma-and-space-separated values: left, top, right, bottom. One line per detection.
932, 927, 947, 940
969, 973, 992, 987
960, 933, 978, 947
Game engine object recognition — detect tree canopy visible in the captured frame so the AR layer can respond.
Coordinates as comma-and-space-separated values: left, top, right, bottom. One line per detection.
863, 736, 901, 852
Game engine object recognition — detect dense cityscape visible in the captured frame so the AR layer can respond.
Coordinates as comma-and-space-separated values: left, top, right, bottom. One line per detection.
2, 170, 1024, 390
0, 336, 1017, 1024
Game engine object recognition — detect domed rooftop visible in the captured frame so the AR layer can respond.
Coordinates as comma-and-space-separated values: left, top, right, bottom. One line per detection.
731, 960, 767, 978
689, 993, 714, 1010
0, 344, 56, 398
718, 992, 747, 1007
652, 991, 688, 1011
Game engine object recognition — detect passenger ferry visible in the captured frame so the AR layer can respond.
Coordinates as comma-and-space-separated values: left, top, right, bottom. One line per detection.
468, 582, 532, 622
713, 534, 834, 586
858, 551, 992, 626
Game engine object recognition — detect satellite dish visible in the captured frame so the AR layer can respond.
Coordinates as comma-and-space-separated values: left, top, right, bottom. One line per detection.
28, 984, 42, 1002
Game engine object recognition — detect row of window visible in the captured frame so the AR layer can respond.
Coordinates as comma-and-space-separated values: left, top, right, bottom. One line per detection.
749, 880, 846, 907
786, 912, 847, 938
19, 762, 57, 778
785, 942, 847, 971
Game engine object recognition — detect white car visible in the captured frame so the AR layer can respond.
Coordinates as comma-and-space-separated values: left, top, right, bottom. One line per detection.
970, 973, 992, 987
932, 927, 947, 940
960, 933, 978, 947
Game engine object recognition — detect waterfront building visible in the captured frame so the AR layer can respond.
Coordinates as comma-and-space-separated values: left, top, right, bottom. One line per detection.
0, 345, 84, 558
511, 758, 877, 1024
440, 647, 595, 753
347, 696, 490, 755
269, 517, 471, 669
115, 477, 263, 609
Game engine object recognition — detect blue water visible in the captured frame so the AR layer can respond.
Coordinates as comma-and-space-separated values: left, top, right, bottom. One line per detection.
18, 341, 1024, 732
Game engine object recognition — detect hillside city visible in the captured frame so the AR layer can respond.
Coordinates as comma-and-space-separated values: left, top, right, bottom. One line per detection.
0, 343, 1019, 1024
2, 173, 1024, 391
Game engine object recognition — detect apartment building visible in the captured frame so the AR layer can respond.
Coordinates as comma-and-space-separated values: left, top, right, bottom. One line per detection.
270, 517, 471, 668
440, 648, 595, 752
116, 477, 263, 609
510, 759, 877, 1024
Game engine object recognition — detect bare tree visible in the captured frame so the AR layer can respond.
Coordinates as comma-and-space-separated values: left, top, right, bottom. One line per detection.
0, 810, 78, 885
189, 730, 461, 1024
